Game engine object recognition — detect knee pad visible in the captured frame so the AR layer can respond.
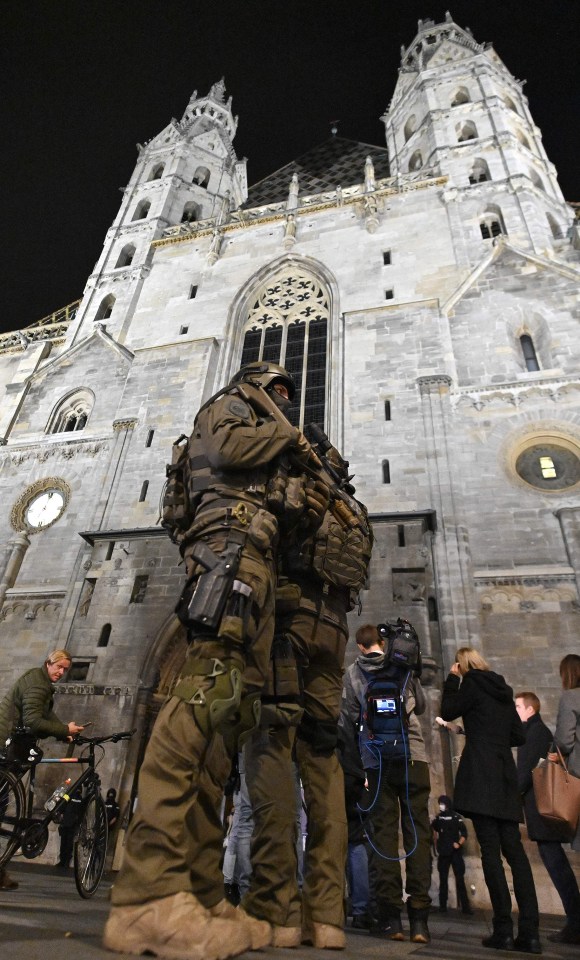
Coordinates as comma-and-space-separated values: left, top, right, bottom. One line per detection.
172, 656, 243, 738
221, 692, 262, 756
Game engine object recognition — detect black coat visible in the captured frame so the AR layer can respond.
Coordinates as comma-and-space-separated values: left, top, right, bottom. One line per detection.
440, 669, 525, 822
517, 711, 569, 842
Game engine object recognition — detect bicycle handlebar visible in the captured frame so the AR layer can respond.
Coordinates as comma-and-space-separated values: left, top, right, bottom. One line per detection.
72, 729, 136, 746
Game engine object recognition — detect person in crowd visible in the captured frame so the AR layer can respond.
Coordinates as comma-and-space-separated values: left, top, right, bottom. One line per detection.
0, 648, 84, 890
342, 622, 431, 944
104, 362, 323, 960
338, 722, 371, 930
242, 438, 371, 950
441, 648, 540, 954
515, 690, 580, 946
546, 654, 580, 944
430, 794, 473, 915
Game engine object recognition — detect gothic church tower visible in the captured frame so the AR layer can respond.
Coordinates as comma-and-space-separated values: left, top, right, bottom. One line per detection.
384, 13, 570, 255
70, 81, 247, 345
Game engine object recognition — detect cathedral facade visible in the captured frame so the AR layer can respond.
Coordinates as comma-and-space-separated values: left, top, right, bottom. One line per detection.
0, 16, 578, 902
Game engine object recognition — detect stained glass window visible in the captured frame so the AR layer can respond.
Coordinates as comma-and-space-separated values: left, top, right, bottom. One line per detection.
240, 268, 329, 428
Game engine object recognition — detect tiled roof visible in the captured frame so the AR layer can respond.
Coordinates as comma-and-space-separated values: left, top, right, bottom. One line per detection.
245, 137, 390, 207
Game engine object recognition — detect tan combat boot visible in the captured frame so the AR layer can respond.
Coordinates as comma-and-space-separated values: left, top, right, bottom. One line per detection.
209, 899, 272, 949
272, 925, 302, 948
103, 891, 251, 960
302, 922, 346, 950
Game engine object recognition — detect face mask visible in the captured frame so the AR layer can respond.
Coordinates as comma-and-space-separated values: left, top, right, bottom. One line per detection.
267, 387, 291, 415
439, 803, 446, 812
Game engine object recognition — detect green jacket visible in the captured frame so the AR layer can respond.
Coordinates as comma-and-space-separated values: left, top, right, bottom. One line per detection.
0, 665, 69, 747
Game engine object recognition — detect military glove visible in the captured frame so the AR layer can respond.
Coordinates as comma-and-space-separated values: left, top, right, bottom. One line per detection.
292, 430, 322, 470
304, 477, 330, 525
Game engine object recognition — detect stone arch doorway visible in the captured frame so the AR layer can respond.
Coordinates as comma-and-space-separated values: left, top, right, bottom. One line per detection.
120, 615, 189, 819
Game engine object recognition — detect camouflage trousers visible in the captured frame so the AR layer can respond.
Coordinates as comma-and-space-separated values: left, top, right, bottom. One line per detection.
242, 596, 349, 928
110, 537, 275, 907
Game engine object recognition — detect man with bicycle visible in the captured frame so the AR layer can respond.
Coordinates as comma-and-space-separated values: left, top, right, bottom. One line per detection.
0, 648, 84, 889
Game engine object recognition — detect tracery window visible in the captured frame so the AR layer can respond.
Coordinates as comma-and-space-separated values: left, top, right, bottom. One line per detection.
240, 268, 330, 428
47, 389, 94, 434
408, 150, 423, 172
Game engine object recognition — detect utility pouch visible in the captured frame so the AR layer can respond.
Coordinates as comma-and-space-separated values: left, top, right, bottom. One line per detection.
274, 580, 302, 613
182, 542, 241, 631
220, 579, 253, 644
162, 434, 190, 542
247, 508, 279, 553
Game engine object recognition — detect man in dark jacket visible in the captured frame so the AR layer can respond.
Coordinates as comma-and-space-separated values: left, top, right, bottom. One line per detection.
342, 622, 431, 944
515, 692, 580, 943
431, 795, 473, 915
0, 648, 84, 890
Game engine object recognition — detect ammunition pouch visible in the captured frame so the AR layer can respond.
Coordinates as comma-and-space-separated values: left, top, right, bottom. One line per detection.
173, 656, 243, 739
296, 711, 339, 755
274, 580, 302, 613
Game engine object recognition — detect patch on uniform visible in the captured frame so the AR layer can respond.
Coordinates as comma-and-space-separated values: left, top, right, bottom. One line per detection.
227, 398, 251, 419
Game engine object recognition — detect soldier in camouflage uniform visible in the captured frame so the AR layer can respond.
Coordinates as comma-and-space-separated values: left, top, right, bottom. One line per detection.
242, 442, 373, 950
104, 362, 325, 960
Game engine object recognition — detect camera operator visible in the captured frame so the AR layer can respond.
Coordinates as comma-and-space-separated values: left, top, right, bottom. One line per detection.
341, 621, 431, 943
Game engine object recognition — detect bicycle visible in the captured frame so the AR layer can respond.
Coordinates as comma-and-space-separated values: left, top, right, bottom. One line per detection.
0, 729, 133, 898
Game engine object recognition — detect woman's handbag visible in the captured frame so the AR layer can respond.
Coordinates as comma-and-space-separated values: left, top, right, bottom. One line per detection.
532, 746, 580, 839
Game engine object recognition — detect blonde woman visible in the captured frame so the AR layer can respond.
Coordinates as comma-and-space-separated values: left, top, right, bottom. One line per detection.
440, 647, 540, 954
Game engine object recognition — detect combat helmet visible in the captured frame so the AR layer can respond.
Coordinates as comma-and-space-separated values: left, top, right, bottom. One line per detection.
230, 361, 296, 401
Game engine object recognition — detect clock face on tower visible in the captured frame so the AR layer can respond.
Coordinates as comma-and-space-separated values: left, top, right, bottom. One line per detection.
25, 489, 66, 530
10, 479, 71, 534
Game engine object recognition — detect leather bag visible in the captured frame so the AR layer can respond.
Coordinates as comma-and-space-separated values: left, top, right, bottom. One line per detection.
532, 746, 580, 839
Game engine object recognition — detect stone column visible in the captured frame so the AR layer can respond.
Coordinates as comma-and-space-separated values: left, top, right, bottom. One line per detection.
417, 375, 480, 670
0, 531, 31, 615
555, 507, 580, 600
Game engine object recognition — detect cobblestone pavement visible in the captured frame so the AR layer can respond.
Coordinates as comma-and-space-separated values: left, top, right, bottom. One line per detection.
0, 861, 576, 960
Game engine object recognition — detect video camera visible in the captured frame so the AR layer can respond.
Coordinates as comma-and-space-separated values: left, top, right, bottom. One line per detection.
377, 618, 422, 677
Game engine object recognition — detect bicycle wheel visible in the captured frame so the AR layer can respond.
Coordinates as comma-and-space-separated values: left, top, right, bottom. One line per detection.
0, 768, 25, 866
73, 791, 108, 898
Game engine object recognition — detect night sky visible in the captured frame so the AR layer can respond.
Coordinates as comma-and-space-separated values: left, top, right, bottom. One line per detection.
2, 0, 578, 335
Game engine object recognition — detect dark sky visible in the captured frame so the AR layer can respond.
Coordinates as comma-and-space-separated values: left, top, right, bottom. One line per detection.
2, 0, 578, 334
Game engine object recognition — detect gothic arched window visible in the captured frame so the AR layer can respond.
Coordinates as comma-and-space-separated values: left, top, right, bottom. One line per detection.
132, 199, 151, 221
403, 115, 417, 143
408, 150, 423, 173
181, 201, 201, 223
95, 294, 115, 321
148, 164, 165, 180
239, 267, 330, 429
457, 121, 478, 142
115, 244, 135, 268
529, 169, 545, 192
480, 206, 506, 240
193, 166, 211, 188
520, 334, 540, 372
47, 389, 94, 434
451, 87, 470, 106
469, 159, 491, 184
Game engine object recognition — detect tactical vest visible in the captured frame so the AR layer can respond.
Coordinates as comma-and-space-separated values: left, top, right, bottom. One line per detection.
162, 388, 290, 546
